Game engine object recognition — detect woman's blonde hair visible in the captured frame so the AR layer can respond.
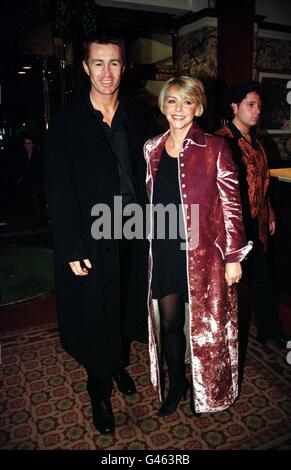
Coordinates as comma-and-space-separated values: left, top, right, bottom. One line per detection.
158, 76, 206, 117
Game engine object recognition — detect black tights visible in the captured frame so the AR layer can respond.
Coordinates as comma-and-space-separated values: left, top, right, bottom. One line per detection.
159, 293, 186, 392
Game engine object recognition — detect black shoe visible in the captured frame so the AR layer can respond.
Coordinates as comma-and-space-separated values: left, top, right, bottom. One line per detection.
91, 398, 115, 435
158, 379, 189, 417
113, 369, 137, 396
270, 333, 291, 349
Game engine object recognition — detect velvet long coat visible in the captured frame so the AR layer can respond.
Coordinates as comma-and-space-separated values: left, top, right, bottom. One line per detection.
45, 90, 153, 378
144, 122, 252, 413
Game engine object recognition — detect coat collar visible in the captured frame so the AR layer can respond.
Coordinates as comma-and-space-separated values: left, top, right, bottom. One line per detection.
146, 121, 207, 184
149, 121, 207, 160
184, 121, 207, 148
71, 90, 124, 144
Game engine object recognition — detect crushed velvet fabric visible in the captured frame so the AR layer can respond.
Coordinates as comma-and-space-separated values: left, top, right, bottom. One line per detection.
144, 122, 252, 413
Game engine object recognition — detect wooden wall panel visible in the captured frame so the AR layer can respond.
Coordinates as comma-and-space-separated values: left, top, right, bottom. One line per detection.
217, 0, 255, 87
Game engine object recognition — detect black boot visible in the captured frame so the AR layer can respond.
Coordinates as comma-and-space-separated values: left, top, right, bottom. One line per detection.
157, 293, 187, 417
158, 378, 189, 417
87, 376, 115, 435
113, 369, 137, 396
90, 398, 115, 435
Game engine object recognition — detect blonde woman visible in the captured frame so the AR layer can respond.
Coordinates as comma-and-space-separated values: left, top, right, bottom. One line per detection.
144, 76, 252, 416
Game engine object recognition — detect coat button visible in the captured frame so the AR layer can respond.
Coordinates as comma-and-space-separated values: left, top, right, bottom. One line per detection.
183, 194, 187, 198
181, 173, 185, 178
181, 162, 185, 167
182, 184, 186, 188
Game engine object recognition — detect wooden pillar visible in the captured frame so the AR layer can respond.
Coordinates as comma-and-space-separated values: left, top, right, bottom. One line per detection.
217, 0, 255, 87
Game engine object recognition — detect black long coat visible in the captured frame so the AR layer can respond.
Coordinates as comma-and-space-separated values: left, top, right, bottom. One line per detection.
45, 91, 153, 377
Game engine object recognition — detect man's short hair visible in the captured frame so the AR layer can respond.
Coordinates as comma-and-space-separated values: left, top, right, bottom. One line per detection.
221, 81, 262, 121
83, 35, 126, 64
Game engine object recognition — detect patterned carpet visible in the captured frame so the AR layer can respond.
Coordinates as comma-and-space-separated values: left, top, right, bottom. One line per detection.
0, 322, 291, 450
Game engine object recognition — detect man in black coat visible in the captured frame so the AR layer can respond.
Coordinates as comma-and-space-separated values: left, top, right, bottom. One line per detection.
45, 36, 154, 435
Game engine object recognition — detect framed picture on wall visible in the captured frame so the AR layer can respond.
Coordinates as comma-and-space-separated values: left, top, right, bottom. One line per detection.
258, 71, 291, 134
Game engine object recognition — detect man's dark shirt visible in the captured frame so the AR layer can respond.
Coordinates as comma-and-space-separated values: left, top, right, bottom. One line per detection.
88, 95, 137, 208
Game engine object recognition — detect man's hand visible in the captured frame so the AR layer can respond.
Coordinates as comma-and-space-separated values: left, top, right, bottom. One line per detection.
269, 220, 276, 236
225, 262, 242, 286
69, 259, 92, 276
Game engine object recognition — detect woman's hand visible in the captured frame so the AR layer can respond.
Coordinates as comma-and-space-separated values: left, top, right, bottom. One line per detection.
225, 262, 242, 286
269, 220, 276, 236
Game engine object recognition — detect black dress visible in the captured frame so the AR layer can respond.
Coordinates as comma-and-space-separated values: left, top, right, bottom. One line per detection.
152, 148, 188, 300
